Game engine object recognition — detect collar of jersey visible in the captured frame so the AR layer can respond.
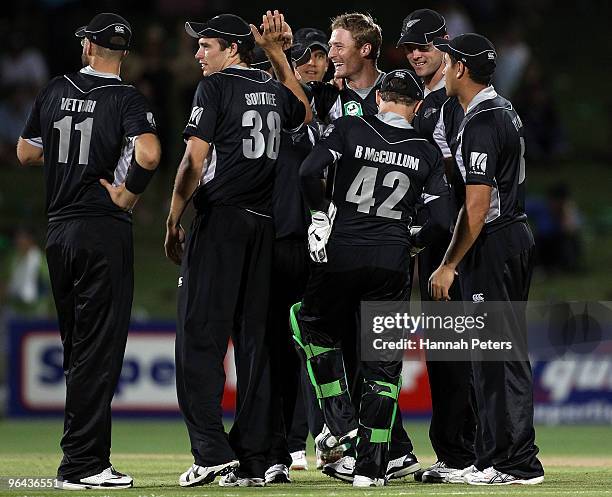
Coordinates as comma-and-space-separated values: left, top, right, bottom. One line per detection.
227, 64, 260, 71
376, 112, 414, 129
466, 85, 498, 114
221, 64, 272, 82
424, 75, 445, 97
80, 65, 121, 80
345, 71, 385, 97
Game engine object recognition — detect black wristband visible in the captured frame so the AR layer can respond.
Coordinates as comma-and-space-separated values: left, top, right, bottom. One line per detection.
125, 156, 155, 195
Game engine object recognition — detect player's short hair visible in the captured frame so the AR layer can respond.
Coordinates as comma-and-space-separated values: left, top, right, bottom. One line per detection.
331, 12, 382, 60
379, 91, 417, 107
449, 53, 492, 86
217, 37, 253, 66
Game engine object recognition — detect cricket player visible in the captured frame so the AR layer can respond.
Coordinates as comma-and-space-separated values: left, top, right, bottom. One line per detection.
430, 33, 545, 485
164, 10, 311, 487
295, 69, 452, 486
17, 12, 160, 489
397, 9, 477, 484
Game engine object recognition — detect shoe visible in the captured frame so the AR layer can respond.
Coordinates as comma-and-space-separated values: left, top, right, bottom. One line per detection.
290, 450, 308, 471
315, 425, 357, 451
465, 466, 544, 485
316, 445, 344, 469
386, 453, 421, 480
420, 461, 460, 483
264, 464, 290, 484
445, 465, 478, 483
353, 475, 385, 487
55, 466, 133, 490
179, 460, 239, 487
219, 472, 266, 487
322, 455, 355, 483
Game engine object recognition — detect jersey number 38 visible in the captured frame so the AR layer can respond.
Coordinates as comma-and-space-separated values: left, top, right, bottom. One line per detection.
242, 110, 281, 160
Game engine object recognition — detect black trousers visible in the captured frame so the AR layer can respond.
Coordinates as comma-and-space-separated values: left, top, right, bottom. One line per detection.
176, 206, 274, 478
459, 222, 544, 479
292, 368, 325, 450
46, 218, 133, 480
417, 233, 477, 469
267, 238, 319, 466
298, 244, 412, 478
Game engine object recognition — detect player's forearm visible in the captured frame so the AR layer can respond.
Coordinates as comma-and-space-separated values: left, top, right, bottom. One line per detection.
412, 195, 453, 249
300, 147, 332, 211
442, 201, 487, 269
16, 138, 44, 166
166, 154, 202, 226
265, 46, 313, 123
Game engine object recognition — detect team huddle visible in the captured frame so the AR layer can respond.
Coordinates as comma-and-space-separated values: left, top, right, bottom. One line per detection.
16, 6, 545, 491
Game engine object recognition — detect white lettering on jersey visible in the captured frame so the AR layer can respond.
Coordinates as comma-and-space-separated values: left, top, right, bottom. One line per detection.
60, 98, 96, 113
361, 146, 420, 170
244, 92, 277, 106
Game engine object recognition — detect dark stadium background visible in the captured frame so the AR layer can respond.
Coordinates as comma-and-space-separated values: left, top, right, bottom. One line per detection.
0, 0, 610, 429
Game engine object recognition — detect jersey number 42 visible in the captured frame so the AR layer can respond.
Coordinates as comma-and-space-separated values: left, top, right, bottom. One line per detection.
346, 165, 410, 220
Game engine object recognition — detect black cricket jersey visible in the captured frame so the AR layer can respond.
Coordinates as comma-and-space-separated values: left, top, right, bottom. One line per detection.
452, 86, 528, 233
413, 81, 464, 223
272, 123, 318, 239
21, 66, 157, 223
301, 112, 450, 246
183, 65, 306, 216
413, 79, 448, 147
434, 96, 463, 159
307, 72, 384, 124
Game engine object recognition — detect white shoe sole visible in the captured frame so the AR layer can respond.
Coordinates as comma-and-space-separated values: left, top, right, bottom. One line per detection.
468, 475, 544, 486
387, 461, 421, 480
290, 460, 308, 471
55, 480, 133, 490
179, 460, 239, 487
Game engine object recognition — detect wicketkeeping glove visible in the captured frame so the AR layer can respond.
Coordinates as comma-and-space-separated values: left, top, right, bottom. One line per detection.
308, 202, 337, 263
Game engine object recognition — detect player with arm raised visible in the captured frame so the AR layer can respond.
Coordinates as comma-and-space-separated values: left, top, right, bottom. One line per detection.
164, 10, 310, 488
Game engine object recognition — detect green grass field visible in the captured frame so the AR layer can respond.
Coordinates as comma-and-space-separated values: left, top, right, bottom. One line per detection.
0, 421, 610, 497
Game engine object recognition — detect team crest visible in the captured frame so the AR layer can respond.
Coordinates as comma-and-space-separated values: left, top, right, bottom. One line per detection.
343, 101, 363, 116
